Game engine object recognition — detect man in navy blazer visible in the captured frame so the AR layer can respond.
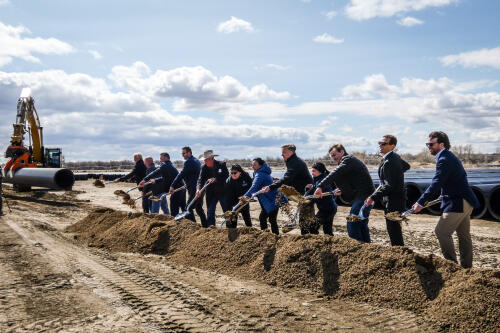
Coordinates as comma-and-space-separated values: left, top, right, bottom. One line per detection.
412, 131, 479, 268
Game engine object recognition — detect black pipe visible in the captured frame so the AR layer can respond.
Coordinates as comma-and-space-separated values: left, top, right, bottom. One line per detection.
487, 185, 500, 221
405, 182, 422, 210
3, 168, 74, 190
470, 185, 488, 219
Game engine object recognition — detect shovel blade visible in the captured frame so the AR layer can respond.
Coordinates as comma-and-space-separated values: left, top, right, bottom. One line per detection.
174, 211, 190, 221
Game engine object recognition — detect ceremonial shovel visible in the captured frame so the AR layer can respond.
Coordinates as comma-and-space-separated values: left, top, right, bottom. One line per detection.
219, 189, 266, 228
385, 198, 442, 223
174, 181, 212, 221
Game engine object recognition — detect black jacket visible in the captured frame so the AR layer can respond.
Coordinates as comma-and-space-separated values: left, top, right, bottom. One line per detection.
225, 171, 253, 207
269, 153, 313, 195
144, 160, 179, 193
370, 151, 410, 212
144, 164, 164, 195
119, 159, 147, 185
197, 160, 229, 197
318, 154, 374, 201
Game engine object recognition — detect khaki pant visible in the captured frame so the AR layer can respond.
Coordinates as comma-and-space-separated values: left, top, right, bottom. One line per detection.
435, 200, 474, 268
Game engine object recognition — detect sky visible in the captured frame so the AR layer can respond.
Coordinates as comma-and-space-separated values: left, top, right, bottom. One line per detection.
0, 0, 499, 162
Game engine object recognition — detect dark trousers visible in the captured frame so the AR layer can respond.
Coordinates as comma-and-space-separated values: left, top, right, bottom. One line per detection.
205, 193, 227, 227
347, 199, 371, 243
259, 209, 279, 235
170, 190, 186, 217
315, 209, 336, 235
227, 205, 252, 228
386, 217, 404, 246
186, 192, 207, 225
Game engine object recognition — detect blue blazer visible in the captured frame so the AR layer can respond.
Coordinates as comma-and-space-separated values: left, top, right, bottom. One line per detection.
171, 156, 201, 197
417, 149, 479, 213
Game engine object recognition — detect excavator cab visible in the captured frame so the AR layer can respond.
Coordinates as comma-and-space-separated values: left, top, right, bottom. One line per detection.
44, 148, 62, 168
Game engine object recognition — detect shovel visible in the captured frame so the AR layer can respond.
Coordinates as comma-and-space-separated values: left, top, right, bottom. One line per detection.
220, 201, 250, 229
149, 184, 186, 202
385, 197, 442, 222
174, 181, 212, 221
125, 179, 156, 194
133, 191, 152, 201
346, 185, 382, 222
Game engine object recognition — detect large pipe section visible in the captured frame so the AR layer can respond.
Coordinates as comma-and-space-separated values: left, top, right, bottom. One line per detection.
3, 167, 75, 190
487, 185, 500, 221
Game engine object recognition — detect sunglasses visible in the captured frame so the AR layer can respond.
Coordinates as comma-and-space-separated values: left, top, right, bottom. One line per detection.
425, 142, 438, 147
231, 171, 240, 175
378, 142, 389, 146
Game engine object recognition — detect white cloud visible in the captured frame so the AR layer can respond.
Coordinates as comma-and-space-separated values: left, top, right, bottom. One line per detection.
255, 64, 290, 71
1, 67, 499, 160
0, 21, 74, 67
88, 50, 102, 60
217, 16, 255, 34
397, 16, 424, 26
440, 46, 500, 69
313, 33, 344, 44
109, 62, 290, 110
345, 0, 456, 21
323, 11, 338, 20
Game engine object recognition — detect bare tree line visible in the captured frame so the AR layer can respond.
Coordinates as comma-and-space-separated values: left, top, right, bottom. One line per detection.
64, 145, 499, 171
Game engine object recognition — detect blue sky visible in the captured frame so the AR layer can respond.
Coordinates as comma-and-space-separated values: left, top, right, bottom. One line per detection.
1, 0, 499, 162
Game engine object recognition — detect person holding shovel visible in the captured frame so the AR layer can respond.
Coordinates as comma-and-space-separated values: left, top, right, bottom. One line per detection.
196, 150, 229, 227
114, 153, 147, 185
241, 158, 283, 235
411, 131, 479, 268
305, 162, 338, 236
170, 146, 202, 222
262, 144, 314, 234
314, 144, 375, 243
142, 156, 156, 213
365, 135, 410, 246
141, 152, 178, 215
224, 164, 253, 228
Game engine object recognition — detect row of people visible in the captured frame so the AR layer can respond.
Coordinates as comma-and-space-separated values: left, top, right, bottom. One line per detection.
118, 131, 479, 268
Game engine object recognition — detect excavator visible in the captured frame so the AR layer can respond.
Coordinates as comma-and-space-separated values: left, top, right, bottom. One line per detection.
2, 88, 74, 191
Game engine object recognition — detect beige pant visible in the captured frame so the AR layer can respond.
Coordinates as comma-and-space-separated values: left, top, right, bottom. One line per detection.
435, 200, 474, 268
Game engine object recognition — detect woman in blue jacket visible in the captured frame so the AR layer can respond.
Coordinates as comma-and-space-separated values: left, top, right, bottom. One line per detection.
242, 158, 283, 235
306, 162, 337, 235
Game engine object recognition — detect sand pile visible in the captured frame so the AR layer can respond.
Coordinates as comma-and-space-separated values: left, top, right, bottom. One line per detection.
67, 208, 500, 332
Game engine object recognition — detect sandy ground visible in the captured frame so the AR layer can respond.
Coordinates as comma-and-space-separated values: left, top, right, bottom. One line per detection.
0, 180, 499, 332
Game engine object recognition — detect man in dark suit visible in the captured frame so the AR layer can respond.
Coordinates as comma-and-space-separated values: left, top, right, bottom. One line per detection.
315, 144, 375, 242
264, 144, 314, 234
412, 131, 479, 268
365, 135, 410, 246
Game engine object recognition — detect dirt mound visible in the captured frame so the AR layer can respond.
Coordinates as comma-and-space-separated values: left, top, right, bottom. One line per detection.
68, 209, 500, 332
66, 208, 172, 253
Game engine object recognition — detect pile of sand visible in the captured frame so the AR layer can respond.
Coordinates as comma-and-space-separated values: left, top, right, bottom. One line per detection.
67, 208, 500, 332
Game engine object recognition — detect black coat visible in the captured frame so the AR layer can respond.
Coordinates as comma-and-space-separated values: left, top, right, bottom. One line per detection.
318, 154, 374, 201
119, 159, 147, 185
144, 160, 179, 193
270, 153, 313, 195
225, 171, 253, 207
370, 151, 410, 212
144, 164, 164, 195
197, 160, 229, 197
